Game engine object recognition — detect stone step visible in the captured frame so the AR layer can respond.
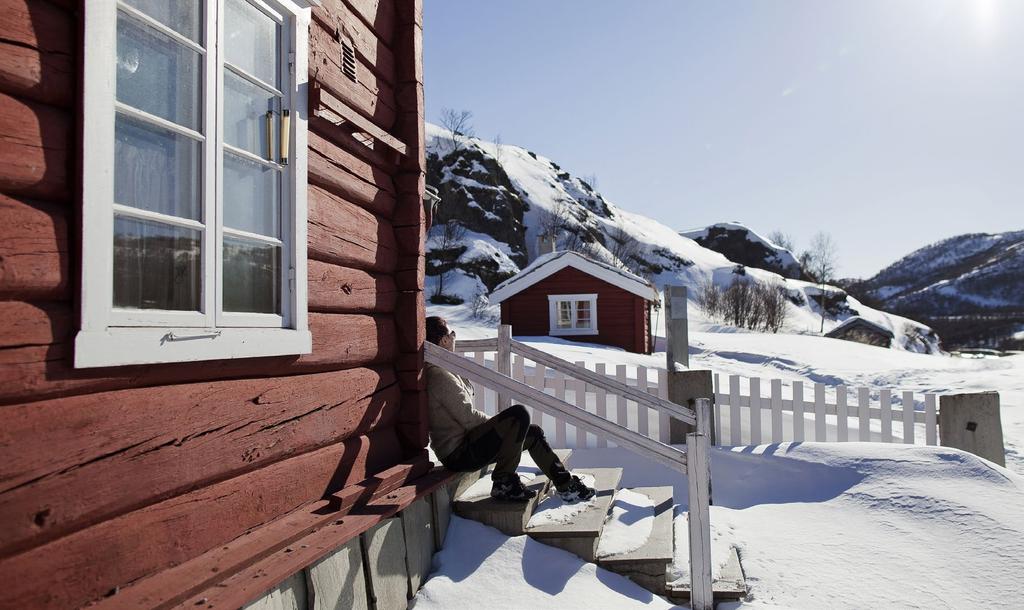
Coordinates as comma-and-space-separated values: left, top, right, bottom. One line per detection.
524, 467, 623, 562
595, 486, 674, 595
665, 545, 747, 603
451, 449, 572, 537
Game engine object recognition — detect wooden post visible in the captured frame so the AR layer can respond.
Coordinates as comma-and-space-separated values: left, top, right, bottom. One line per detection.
496, 324, 512, 412
687, 398, 713, 610
666, 369, 714, 444
939, 392, 1005, 466
664, 285, 689, 369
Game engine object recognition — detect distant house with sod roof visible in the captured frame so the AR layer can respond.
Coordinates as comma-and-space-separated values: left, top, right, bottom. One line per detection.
490, 251, 660, 354
825, 316, 896, 348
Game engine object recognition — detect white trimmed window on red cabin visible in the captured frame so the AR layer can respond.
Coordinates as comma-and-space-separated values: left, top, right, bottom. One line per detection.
547, 293, 598, 336
76, 0, 319, 368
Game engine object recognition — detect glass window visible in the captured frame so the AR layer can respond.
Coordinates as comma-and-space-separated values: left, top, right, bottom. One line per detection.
77, 0, 311, 367
557, 301, 573, 328
576, 301, 592, 329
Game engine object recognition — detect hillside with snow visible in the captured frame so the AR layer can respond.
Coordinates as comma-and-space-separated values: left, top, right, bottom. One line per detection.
845, 231, 1024, 350
680, 222, 803, 280
425, 124, 940, 353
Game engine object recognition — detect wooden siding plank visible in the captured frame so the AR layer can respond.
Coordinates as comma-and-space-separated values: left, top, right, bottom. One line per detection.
0, 0, 75, 107
313, 1, 397, 86
0, 194, 68, 300
309, 18, 396, 131
308, 260, 397, 313
339, 0, 395, 44
0, 367, 400, 557
0, 92, 70, 201
308, 185, 397, 272
310, 116, 396, 174
308, 148, 397, 219
0, 428, 407, 610
310, 130, 396, 197
0, 313, 397, 406
0, 300, 72, 348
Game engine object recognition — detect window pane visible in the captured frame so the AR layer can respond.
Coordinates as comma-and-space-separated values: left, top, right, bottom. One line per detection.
122, 0, 203, 43
556, 301, 573, 328
116, 13, 201, 131
224, 69, 281, 159
114, 216, 200, 311
225, 0, 280, 87
223, 152, 280, 237
115, 113, 201, 220
576, 301, 592, 329
223, 237, 281, 314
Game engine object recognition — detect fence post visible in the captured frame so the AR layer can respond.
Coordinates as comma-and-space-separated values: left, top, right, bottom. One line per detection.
496, 324, 512, 412
664, 284, 689, 369
939, 392, 1005, 466
688, 398, 713, 610
667, 369, 715, 444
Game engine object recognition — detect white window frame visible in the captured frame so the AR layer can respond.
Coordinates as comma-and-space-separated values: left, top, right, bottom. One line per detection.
76, 0, 316, 368
548, 294, 599, 336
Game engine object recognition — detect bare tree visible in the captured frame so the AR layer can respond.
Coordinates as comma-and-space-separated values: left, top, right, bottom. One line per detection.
439, 108, 475, 152
768, 230, 796, 252
804, 232, 838, 333
581, 173, 599, 192
696, 276, 788, 333
535, 199, 573, 254
432, 219, 467, 301
608, 223, 642, 272
492, 133, 504, 165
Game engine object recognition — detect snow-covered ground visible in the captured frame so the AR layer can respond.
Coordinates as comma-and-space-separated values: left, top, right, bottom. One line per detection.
414, 443, 1024, 609
420, 295, 1024, 607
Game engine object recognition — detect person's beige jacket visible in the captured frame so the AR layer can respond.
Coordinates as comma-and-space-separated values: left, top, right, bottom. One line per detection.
425, 362, 489, 461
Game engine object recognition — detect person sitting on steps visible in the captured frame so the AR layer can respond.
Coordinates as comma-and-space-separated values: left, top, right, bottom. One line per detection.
425, 315, 596, 503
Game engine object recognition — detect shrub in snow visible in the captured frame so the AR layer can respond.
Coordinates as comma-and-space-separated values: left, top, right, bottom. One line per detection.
697, 277, 788, 333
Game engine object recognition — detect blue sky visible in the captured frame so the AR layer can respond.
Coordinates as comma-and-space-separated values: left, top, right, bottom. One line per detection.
423, 0, 1024, 278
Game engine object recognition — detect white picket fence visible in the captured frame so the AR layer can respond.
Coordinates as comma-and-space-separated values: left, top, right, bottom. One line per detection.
455, 340, 941, 449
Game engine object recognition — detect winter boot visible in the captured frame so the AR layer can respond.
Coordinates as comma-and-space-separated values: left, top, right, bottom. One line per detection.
490, 473, 537, 502
555, 474, 596, 503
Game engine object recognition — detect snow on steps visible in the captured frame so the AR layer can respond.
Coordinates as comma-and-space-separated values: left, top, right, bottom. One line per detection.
452, 449, 572, 537
524, 468, 622, 562
451, 450, 748, 602
596, 486, 674, 595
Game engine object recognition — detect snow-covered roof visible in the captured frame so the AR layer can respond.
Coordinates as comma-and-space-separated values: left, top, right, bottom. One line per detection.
825, 316, 895, 339
489, 251, 660, 305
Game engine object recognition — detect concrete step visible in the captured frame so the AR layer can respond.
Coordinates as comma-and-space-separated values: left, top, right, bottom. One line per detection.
665, 545, 747, 603
451, 449, 572, 537
524, 467, 623, 562
595, 486, 674, 595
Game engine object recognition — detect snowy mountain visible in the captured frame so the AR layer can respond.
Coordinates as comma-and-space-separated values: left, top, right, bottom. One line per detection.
680, 222, 804, 280
425, 123, 941, 353
847, 231, 1024, 350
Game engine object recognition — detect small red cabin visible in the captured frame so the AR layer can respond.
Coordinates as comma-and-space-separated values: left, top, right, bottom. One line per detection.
491, 251, 660, 354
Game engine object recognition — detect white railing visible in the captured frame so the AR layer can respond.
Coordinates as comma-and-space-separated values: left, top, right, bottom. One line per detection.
427, 328, 715, 609
456, 341, 941, 449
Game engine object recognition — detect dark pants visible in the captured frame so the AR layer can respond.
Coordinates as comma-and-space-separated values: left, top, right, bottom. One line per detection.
441, 404, 571, 487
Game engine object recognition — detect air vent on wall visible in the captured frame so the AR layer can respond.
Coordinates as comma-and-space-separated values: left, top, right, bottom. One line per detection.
341, 39, 357, 83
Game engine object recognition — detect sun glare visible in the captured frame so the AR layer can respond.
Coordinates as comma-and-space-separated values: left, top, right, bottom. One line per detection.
973, 0, 998, 37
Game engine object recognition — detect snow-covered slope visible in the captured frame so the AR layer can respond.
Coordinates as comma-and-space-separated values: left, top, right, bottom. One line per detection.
426, 123, 939, 352
680, 222, 803, 279
856, 230, 1024, 312
847, 231, 1024, 350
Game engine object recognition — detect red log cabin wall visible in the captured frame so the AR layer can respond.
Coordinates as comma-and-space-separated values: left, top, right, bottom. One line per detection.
0, 1, 429, 608
499, 267, 652, 354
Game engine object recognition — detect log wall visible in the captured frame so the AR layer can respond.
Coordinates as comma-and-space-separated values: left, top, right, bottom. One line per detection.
0, 0, 427, 608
